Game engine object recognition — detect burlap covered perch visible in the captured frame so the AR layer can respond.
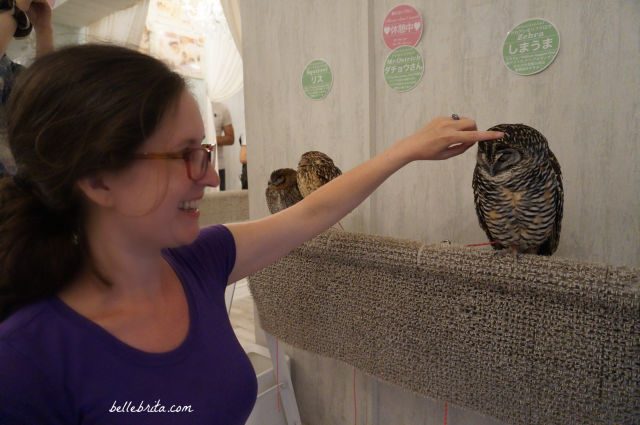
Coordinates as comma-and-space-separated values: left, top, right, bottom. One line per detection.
248, 229, 639, 425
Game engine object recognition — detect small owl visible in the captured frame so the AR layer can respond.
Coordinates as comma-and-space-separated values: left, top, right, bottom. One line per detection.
296, 151, 342, 198
265, 168, 303, 214
472, 123, 563, 255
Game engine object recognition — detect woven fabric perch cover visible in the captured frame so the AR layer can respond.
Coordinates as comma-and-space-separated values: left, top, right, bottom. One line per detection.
248, 229, 639, 425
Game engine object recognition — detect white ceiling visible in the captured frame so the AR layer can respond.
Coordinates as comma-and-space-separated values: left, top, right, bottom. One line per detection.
52, 0, 141, 28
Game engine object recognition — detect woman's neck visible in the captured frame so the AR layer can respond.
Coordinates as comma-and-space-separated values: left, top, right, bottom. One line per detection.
59, 211, 171, 312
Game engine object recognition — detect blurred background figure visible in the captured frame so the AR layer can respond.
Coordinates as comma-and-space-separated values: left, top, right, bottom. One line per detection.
0, 0, 54, 177
239, 134, 247, 189
212, 100, 234, 190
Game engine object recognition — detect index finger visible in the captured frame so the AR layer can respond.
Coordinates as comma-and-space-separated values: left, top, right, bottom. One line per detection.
457, 130, 505, 143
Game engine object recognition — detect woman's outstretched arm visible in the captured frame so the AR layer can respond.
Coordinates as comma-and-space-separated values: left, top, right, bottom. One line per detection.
226, 116, 503, 283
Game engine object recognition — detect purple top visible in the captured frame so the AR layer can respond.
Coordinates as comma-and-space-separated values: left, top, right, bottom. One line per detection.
0, 224, 257, 424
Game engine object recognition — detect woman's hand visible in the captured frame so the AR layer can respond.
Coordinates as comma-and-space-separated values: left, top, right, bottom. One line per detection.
22, 0, 54, 57
15, 0, 33, 12
25, 0, 52, 33
396, 115, 504, 162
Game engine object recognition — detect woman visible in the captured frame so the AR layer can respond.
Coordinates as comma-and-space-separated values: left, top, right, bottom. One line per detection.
0, 44, 502, 423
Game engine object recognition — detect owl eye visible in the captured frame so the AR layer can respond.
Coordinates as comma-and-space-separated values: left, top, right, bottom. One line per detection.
496, 152, 511, 162
493, 149, 521, 173
497, 147, 514, 157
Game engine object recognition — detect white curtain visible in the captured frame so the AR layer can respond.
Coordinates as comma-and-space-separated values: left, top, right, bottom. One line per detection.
220, 0, 242, 57
202, 24, 243, 102
86, 0, 151, 48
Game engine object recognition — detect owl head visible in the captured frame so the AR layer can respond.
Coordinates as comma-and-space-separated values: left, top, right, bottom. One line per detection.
265, 168, 302, 214
298, 151, 337, 169
268, 168, 298, 189
476, 123, 550, 177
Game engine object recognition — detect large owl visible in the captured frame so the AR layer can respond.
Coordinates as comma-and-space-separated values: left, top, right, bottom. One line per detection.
472, 123, 563, 255
296, 151, 342, 198
265, 168, 303, 214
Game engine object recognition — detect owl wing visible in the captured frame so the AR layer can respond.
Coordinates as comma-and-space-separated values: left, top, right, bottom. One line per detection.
295, 168, 313, 198
538, 151, 563, 255
265, 186, 280, 214
472, 165, 503, 250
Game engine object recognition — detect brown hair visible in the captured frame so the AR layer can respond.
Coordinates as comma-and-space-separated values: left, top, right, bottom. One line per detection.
0, 44, 186, 320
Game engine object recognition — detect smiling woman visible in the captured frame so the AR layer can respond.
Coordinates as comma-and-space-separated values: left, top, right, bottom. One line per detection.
0, 44, 256, 425
0, 40, 503, 424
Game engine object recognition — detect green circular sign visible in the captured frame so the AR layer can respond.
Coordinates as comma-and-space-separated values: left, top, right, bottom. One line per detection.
503, 19, 560, 76
302, 59, 333, 100
384, 46, 424, 92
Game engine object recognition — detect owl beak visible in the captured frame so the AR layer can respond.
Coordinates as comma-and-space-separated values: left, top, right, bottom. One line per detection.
488, 164, 496, 177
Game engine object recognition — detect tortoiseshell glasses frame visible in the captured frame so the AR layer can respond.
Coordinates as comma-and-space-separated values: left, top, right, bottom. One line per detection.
133, 144, 216, 181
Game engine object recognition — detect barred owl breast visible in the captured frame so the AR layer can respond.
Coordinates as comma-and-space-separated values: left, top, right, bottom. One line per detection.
472, 123, 563, 255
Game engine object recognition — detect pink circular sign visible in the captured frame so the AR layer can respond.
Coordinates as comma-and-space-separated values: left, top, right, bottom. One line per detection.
382, 4, 423, 49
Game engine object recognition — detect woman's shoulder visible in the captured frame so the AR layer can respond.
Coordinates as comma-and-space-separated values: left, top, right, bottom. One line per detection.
0, 298, 51, 341
0, 300, 76, 419
165, 223, 234, 253
0, 332, 75, 423
0, 298, 76, 371
193, 224, 236, 252
164, 224, 236, 275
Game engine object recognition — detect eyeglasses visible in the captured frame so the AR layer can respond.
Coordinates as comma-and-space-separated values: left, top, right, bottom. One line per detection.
133, 144, 216, 181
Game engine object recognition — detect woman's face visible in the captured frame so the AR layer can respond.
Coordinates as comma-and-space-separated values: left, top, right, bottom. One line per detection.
104, 89, 219, 249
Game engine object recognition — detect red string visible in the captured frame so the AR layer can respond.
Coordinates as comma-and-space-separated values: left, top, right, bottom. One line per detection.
364, 388, 367, 425
353, 367, 357, 425
443, 401, 448, 425
276, 340, 281, 412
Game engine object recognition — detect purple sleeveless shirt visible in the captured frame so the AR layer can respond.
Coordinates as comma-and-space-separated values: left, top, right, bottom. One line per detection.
0, 224, 257, 424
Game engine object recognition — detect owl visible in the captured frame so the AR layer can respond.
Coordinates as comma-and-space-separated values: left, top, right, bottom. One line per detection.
472, 123, 563, 255
296, 151, 342, 198
265, 168, 303, 214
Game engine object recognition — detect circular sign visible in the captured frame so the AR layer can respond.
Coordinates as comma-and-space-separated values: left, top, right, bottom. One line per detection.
384, 46, 424, 92
382, 4, 423, 49
301, 59, 333, 100
502, 18, 560, 76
